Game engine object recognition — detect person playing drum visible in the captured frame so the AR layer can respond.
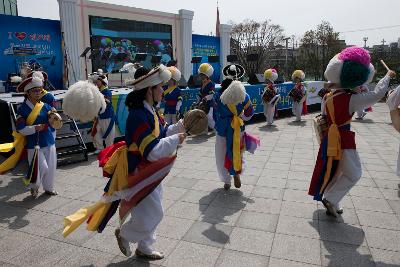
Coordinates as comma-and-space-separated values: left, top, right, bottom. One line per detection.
290, 70, 306, 122
16, 76, 58, 197
198, 63, 216, 130
262, 68, 280, 126
163, 66, 182, 124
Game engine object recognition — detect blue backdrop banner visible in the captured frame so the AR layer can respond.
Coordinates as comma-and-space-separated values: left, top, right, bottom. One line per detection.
0, 14, 63, 89
192, 34, 221, 82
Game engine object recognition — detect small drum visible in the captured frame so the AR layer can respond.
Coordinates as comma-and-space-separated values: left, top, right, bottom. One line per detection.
313, 114, 329, 144
183, 109, 208, 135
48, 112, 63, 129
194, 98, 210, 114
262, 88, 276, 103
289, 88, 305, 102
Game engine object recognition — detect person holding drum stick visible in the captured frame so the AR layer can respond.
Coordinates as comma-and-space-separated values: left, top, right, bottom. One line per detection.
262, 68, 280, 126
308, 46, 396, 218
15, 76, 59, 197
290, 70, 306, 122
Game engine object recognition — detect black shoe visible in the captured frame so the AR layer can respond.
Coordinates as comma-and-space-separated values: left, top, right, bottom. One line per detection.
30, 188, 39, 198
337, 208, 344, 215
322, 198, 338, 218
224, 183, 231, 190
44, 190, 58, 196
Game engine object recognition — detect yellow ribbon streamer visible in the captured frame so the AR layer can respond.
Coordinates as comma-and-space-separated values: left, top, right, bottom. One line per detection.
227, 104, 244, 172
0, 101, 43, 174
163, 85, 177, 96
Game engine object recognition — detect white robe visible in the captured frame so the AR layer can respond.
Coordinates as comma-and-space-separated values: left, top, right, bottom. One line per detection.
292, 87, 306, 121
93, 118, 115, 150
120, 101, 183, 254
323, 75, 391, 208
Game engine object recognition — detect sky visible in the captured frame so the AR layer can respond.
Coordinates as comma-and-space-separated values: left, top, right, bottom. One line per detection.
17, 0, 400, 47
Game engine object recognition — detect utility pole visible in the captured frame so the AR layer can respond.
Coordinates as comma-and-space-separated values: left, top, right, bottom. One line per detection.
363, 37, 368, 48
283, 37, 290, 80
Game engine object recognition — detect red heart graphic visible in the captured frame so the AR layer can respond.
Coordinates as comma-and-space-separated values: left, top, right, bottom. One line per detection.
15, 32, 27, 41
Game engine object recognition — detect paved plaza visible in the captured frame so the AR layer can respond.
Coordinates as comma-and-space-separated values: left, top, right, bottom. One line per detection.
0, 103, 399, 267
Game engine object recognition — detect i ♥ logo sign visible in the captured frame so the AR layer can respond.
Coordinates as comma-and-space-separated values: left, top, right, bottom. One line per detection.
15, 32, 27, 41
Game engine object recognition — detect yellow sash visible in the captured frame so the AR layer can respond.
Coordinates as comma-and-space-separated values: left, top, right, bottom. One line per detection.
227, 104, 244, 172
0, 101, 44, 174
163, 85, 177, 96
40, 89, 48, 99
63, 110, 161, 237
319, 93, 351, 193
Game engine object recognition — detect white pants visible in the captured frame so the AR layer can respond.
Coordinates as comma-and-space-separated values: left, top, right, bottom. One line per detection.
324, 149, 362, 209
164, 114, 177, 125
93, 118, 115, 150
27, 144, 57, 191
292, 101, 304, 121
215, 135, 231, 183
120, 184, 164, 254
263, 103, 275, 125
207, 107, 215, 129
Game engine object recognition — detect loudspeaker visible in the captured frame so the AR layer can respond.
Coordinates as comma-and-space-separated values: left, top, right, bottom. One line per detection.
227, 54, 238, 62
247, 73, 264, 85
187, 74, 201, 88
208, 55, 219, 63
178, 76, 187, 88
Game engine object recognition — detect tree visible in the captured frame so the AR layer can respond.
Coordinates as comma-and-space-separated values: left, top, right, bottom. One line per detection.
298, 21, 344, 80
230, 19, 284, 77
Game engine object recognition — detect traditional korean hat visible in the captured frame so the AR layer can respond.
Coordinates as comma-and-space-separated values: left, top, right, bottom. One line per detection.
167, 66, 181, 81
125, 64, 171, 91
198, 63, 214, 78
17, 77, 43, 93
264, 68, 278, 83
292, 70, 305, 81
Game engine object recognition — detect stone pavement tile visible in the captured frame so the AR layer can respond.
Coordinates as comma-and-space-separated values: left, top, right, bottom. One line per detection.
276, 216, 319, 239
363, 226, 400, 251
379, 188, 400, 201
268, 156, 292, 164
269, 152, 292, 159
319, 221, 367, 246
287, 171, 313, 181
240, 175, 260, 185
178, 169, 210, 180
251, 186, 283, 200
156, 216, 194, 240
0, 202, 34, 230
0, 231, 44, 262
56, 246, 117, 267
283, 189, 314, 204
225, 227, 274, 256
244, 197, 282, 215
50, 199, 92, 216
17, 211, 64, 238
320, 241, 374, 267
183, 221, 232, 248
285, 179, 310, 191
165, 201, 207, 220
365, 163, 392, 172
214, 249, 268, 267
191, 180, 224, 192
291, 158, 315, 166
7, 193, 71, 213
268, 257, 319, 267
210, 191, 251, 210
355, 178, 377, 187
236, 211, 278, 232
163, 241, 221, 267
352, 196, 393, 212
49, 225, 96, 247
180, 189, 219, 205
374, 179, 400, 190
256, 177, 287, 189
166, 177, 198, 189
10, 238, 77, 266
260, 169, 289, 179
162, 198, 175, 211
370, 248, 400, 267
265, 162, 290, 171
280, 201, 317, 219
290, 164, 314, 172
369, 171, 399, 181
82, 226, 120, 255
77, 189, 101, 203
317, 207, 360, 226
56, 183, 95, 200
201, 206, 242, 226
270, 234, 320, 265
349, 185, 384, 199
357, 210, 400, 230
225, 184, 254, 197
243, 167, 263, 177
162, 186, 188, 201
388, 200, 400, 218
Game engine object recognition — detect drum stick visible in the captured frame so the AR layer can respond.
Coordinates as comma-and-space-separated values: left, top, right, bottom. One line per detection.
380, 60, 390, 72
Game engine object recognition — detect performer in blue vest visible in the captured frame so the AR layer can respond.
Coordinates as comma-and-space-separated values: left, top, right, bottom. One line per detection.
89, 70, 116, 153
114, 65, 186, 259
198, 63, 216, 129
163, 66, 182, 124
16, 76, 58, 197
214, 64, 254, 190
27, 71, 56, 107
